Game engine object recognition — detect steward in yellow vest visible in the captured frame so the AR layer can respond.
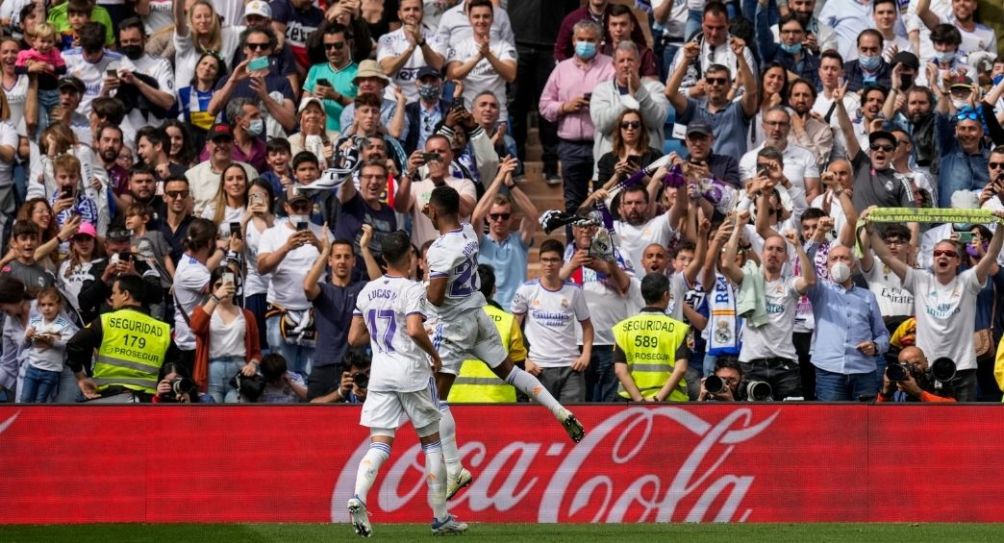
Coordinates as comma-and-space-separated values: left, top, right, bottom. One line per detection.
67, 275, 178, 402
448, 302, 526, 403
613, 273, 690, 402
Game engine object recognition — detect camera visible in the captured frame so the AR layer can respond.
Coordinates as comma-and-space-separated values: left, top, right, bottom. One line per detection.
746, 380, 773, 401
885, 361, 914, 382
352, 371, 369, 389
170, 376, 195, 396
705, 374, 725, 395
930, 357, 956, 383
230, 371, 266, 402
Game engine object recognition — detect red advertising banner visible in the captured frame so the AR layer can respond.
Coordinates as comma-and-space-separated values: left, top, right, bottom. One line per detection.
0, 404, 1000, 524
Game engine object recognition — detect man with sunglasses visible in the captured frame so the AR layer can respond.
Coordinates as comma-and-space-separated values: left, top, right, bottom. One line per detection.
978, 146, 1004, 213
865, 206, 1004, 402
186, 123, 259, 217
335, 159, 398, 274
158, 175, 194, 270
305, 24, 357, 133
933, 75, 989, 207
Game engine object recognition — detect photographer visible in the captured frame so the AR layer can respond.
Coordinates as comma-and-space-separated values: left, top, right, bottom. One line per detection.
310, 351, 369, 404
152, 362, 212, 404
697, 357, 744, 401
259, 354, 308, 403
877, 347, 956, 403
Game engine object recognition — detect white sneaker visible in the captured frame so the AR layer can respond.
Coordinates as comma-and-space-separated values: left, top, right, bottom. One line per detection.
431, 514, 469, 535
347, 495, 372, 538
446, 467, 473, 500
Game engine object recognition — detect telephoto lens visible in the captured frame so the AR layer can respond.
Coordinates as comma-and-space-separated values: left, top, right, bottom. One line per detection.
705, 375, 725, 395
746, 381, 773, 401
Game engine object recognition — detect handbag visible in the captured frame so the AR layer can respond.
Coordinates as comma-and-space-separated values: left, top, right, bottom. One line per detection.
974, 287, 996, 359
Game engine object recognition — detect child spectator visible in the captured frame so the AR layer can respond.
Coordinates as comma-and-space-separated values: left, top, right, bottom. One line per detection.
48, 153, 98, 229
1, 222, 56, 292
125, 202, 176, 280
15, 23, 66, 129
258, 353, 307, 403
260, 138, 293, 199
20, 286, 77, 403
49, 0, 115, 50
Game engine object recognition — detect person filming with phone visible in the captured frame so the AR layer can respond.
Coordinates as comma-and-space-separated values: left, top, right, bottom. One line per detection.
77, 226, 164, 323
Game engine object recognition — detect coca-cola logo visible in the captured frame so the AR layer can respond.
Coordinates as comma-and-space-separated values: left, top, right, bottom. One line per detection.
330, 407, 778, 523
0, 411, 18, 436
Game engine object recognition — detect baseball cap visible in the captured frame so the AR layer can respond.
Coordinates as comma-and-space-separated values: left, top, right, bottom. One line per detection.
208, 123, 234, 140
868, 130, 896, 147
298, 95, 323, 114
949, 74, 974, 90
891, 51, 919, 70
417, 65, 442, 80
75, 222, 97, 238
106, 227, 132, 243
353, 59, 390, 84
57, 76, 85, 94
243, 0, 271, 20
686, 121, 713, 137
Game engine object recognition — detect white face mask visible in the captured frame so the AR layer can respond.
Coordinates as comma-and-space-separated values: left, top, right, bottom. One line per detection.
951, 98, 969, 110
830, 261, 851, 284
288, 214, 308, 226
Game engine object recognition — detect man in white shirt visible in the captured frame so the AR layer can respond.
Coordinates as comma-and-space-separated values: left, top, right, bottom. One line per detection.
444, 0, 517, 121
668, 2, 758, 96
377, 0, 447, 102
256, 192, 325, 377
813, 51, 862, 160
185, 124, 259, 216
116, 17, 175, 145
435, 0, 515, 49
63, 21, 136, 117
739, 107, 820, 205
916, 0, 997, 56
866, 207, 1004, 402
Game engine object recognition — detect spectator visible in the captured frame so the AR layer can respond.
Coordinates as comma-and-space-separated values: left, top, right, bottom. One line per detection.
698, 356, 745, 401
538, 19, 612, 210
749, 63, 790, 151
740, 106, 821, 204
512, 239, 593, 403
48, 153, 98, 229
600, 4, 658, 80
202, 163, 250, 235
756, 11, 820, 89
916, 0, 996, 56
445, 0, 516, 122
259, 353, 307, 403
872, 0, 911, 60
404, 66, 450, 155
591, 42, 669, 178
176, 51, 226, 149
469, 157, 533, 311
679, 121, 742, 187
335, 93, 408, 172
335, 159, 398, 269
116, 17, 175, 137
208, 27, 297, 137
820, 0, 899, 62
116, 164, 164, 229
190, 265, 262, 403
19, 286, 77, 403
889, 126, 937, 207
0, 276, 36, 401
934, 83, 988, 207
858, 223, 916, 335
876, 346, 956, 402
376, 0, 446, 102
339, 59, 407, 141
812, 51, 861, 159
126, 203, 175, 284
553, 0, 646, 62
303, 230, 366, 401
613, 272, 691, 402
62, 21, 135, 118
48, 0, 115, 50
1, 36, 32, 143
666, 39, 757, 160
15, 22, 65, 133
163, 119, 197, 170
204, 98, 268, 173
240, 178, 275, 349
924, 24, 975, 83
436, 0, 515, 50
230, 1, 299, 92
186, 123, 259, 217
289, 97, 337, 169
787, 78, 834, 167
471, 91, 518, 174
158, 175, 195, 269
303, 23, 357, 133
667, 2, 758, 97
2, 221, 57, 291
57, 221, 102, 315
172, 0, 241, 89
76, 225, 163, 322
94, 124, 127, 197
136, 126, 185, 182
866, 208, 1004, 402
844, 30, 892, 92
276, 151, 340, 228
269, 0, 324, 72
594, 108, 664, 195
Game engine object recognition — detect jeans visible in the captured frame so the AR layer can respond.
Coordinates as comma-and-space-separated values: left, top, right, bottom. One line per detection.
56, 366, 81, 403
793, 332, 816, 401
557, 140, 595, 214
740, 358, 802, 400
585, 347, 618, 402
209, 356, 247, 403
20, 365, 60, 403
266, 314, 314, 379
538, 366, 586, 403
951, 369, 978, 402
814, 367, 879, 402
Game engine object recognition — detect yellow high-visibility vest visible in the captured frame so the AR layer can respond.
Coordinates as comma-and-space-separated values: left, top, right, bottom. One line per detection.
93, 308, 171, 394
612, 310, 689, 401
448, 305, 524, 403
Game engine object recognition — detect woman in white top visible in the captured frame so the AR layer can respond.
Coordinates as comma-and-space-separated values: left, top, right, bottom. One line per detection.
289, 97, 339, 170
173, 0, 242, 89
56, 221, 103, 314
240, 178, 274, 349
1, 37, 31, 137
202, 162, 248, 235
749, 62, 789, 150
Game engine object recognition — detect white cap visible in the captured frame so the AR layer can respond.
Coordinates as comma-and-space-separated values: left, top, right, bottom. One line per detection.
243, 0, 271, 20
298, 96, 323, 114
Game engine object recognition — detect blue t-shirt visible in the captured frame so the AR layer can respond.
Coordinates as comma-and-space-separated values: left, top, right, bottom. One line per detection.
333, 193, 397, 273
479, 232, 529, 312
311, 280, 365, 368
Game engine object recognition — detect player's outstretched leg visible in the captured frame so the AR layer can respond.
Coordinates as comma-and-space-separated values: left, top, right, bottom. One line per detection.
436, 400, 473, 499
348, 438, 391, 537
417, 425, 468, 535
495, 360, 586, 443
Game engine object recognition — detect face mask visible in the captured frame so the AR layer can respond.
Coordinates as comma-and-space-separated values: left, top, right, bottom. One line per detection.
936, 50, 955, 64
900, 75, 914, 90
859, 54, 881, 71
993, 74, 1004, 86
830, 261, 851, 284
952, 98, 969, 110
575, 41, 597, 60
246, 118, 264, 137
121, 45, 144, 60
779, 42, 802, 55
418, 83, 440, 101
288, 214, 308, 226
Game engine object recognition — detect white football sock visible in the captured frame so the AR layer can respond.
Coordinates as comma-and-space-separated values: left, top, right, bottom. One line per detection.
505, 366, 566, 419
438, 401, 462, 480
354, 441, 391, 500
423, 440, 449, 521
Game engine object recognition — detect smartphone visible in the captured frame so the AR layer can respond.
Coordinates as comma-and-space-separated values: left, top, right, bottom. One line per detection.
422, 152, 440, 162
449, 97, 464, 111
229, 222, 241, 239
222, 272, 235, 286
248, 56, 269, 72
958, 232, 974, 243
296, 221, 308, 232
317, 78, 331, 87
756, 165, 769, 177
61, 188, 73, 199
118, 251, 132, 262
250, 192, 264, 206
106, 68, 117, 77
627, 155, 641, 167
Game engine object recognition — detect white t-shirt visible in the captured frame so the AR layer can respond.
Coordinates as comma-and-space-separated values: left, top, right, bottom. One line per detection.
812, 92, 860, 160
173, 254, 211, 350
143, 0, 175, 34
185, 161, 259, 217
614, 213, 676, 277
739, 143, 819, 199
173, 26, 243, 93
209, 310, 247, 360
258, 219, 323, 310
425, 223, 486, 322
121, 54, 176, 146
376, 26, 448, 102
567, 245, 637, 346
446, 37, 516, 120
864, 256, 914, 318
0, 121, 19, 188
243, 220, 271, 297
904, 267, 982, 371
26, 314, 78, 372
664, 272, 690, 323
62, 49, 136, 117
407, 176, 477, 248
738, 274, 801, 362
511, 280, 590, 368
201, 203, 244, 236
2, 76, 29, 136
354, 275, 433, 392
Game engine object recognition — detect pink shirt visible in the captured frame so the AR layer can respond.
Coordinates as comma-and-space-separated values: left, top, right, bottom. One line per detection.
538, 54, 615, 142
15, 48, 65, 69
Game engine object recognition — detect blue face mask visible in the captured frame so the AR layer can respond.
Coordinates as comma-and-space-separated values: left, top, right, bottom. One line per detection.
575, 41, 597, 60
859, 54, 881, 71
936, 50, 956, 64
779, 42, 802, 55
992, 74, 1003, 86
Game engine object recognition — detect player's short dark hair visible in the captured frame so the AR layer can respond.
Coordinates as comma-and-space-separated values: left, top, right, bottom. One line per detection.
801, 207, 826, 222
477, 264, 495, 299
641, 272, 670, 305
429, 185, 460, 216
539, 239, 564, 259
714, 356, 743, 378
292, 150, 319, 170
114, 274, 146, 301
381, 230, 412, 268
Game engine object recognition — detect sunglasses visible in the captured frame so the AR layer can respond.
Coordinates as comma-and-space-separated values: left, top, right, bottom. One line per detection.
956, 110, 979, 121
165, 190, 190, 199
933, 249, 958, 258
621, 121, 641, 129
870, 143, 894, 152
246, 42, 270, 51
72, 235, 93, 242
488, 213, 511, 221
989, 162, 1004, 170
325, 42, 346, 51
705, 77, 728, 86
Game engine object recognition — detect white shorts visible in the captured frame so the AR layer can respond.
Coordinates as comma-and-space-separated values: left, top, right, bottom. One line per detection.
359, 379, 441, 430
430, 309, 508, 375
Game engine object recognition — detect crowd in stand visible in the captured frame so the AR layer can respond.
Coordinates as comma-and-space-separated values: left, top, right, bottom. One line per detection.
0, 0, 1003, 404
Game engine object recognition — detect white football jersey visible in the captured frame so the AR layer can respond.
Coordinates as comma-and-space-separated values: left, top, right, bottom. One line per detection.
355, 276, 434, 392
426, 223, 486, 321
511, 280, 590, 368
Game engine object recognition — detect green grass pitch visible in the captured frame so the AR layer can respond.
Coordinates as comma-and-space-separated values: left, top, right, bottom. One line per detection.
1, 523, 1002, 542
